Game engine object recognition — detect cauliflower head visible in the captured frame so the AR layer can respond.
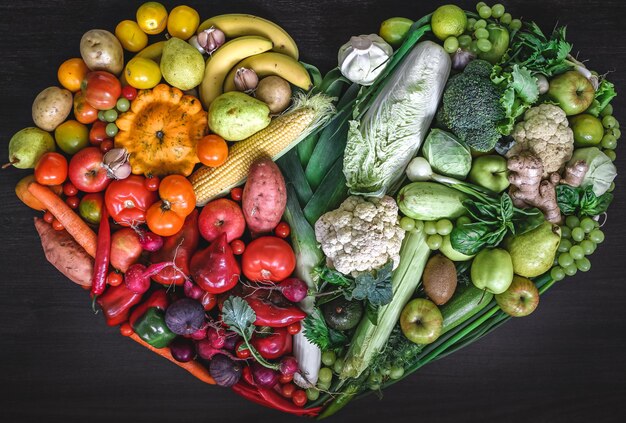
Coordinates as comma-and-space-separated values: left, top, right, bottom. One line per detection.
314, 195, 405, 276
506, 104, 574, 177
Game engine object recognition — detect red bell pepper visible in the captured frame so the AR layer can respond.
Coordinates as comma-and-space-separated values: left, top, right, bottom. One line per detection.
128, 289, 170, 327
150, 209, 199, 286
251, 327, 292, 360
96, 283, 143, 326
245, 294, 307, 328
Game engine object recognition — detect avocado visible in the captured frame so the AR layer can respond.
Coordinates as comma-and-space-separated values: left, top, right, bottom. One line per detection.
322, 297, 363, 331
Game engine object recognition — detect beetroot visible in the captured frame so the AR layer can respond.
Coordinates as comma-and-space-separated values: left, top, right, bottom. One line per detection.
165, 298, 205, 336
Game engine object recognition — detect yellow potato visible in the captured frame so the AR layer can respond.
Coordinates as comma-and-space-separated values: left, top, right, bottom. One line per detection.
31, 86, 72, 131
80, 29, 124, 75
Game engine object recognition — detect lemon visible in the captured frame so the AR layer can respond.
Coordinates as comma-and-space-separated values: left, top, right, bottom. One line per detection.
431, 5, 467, 41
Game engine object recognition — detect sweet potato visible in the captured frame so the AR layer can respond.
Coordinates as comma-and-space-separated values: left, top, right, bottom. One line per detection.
242, 157, 287, 234
34, 217, 94, 286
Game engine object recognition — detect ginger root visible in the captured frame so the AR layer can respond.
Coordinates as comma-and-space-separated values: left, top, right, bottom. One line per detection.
507, 152, 562, 224
560, 160, 589, 187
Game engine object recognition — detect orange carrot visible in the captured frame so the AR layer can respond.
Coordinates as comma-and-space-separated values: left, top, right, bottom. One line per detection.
127, 331, 216, 385
27, 181, 97, 258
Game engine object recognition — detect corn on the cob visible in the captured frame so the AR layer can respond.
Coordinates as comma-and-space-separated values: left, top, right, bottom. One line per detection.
190, 93, 335, 206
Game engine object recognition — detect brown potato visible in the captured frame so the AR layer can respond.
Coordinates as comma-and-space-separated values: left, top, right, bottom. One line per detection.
31, 86, 72, 131
80, 29, 124, 75
255, 76, 292, 114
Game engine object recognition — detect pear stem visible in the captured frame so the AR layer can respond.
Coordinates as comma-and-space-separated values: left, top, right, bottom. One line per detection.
2, 159, 17, 169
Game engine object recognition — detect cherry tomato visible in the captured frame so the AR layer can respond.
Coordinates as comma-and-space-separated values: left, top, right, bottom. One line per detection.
89, 121, 108, 145
167, 5, 199, 39
136, 1, 168, 35
201, 292, 217, 311
55, 120, 89, 154
292, 390, 307, 407
279, 373, 293, 384
35, 152, 68, 186
65, 196, 80, 209
124, 57, 161, 89
100, 139, 114, 153
230, 187, 243, 202
58, 58, 89, 92
43, 211, 54, 223
52, 219, 64, 231
115, 20, 148, 52
235, 341, 251, 359
144, 175, 160, 191
105, 175, 158, 226
275, 222, 291, 238
197, 134, 229, 167
107, 271, 124, 287
242, 236, 297, 283
146, 175, 196, 236
78, 193, 104, 224
73, 91, 99, 124
287, 321, 301, 335
122, 85, 138, 101
81, 71, 122, 110
281, 383, 296, 399
63, 181, 78, 197
120, 323, 134, 337
230, 239, 245, 255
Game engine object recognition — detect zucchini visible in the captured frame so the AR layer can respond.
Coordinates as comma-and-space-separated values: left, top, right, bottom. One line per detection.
440, 283, 493, 334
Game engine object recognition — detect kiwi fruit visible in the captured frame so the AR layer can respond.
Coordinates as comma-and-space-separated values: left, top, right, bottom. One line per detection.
422, 254, 457, 305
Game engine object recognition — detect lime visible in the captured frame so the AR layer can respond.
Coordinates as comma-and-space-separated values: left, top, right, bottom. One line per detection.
431, 5, 467, 41
379, 17, 413, 47
570, 113, 605, 147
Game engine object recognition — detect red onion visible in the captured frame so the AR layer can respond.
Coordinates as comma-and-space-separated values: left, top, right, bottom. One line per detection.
279, 356, 299, 376
251, 362, 279, 388
170, 337, 196, 362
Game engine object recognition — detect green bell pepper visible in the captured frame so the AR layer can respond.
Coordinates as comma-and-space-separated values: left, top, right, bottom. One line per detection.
132, 307, 177, 349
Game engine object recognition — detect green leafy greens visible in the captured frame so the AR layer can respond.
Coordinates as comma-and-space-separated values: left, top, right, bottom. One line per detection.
586, 79, 617, 117
302, 308, 349, 350
556, 184, 613, 216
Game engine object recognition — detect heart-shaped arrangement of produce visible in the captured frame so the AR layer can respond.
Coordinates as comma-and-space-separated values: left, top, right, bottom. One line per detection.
7, 1, 618, 418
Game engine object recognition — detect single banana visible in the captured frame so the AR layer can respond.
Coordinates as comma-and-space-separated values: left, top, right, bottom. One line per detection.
223, 52, 312, 92
197, 14, 298, 60
119, 41, 165, 86
199, 35, 273, 108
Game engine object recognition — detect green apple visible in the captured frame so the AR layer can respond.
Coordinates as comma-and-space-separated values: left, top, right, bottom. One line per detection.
440, 234, 475, 262
569, 113, 604, 147
467, 155, 510, 192
548, 71, 595, 116
495, 275, 540, 317
400, 298, 443, 345
471, 248, 513, 294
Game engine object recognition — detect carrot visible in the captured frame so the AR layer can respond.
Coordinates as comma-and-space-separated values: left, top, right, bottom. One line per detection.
27, 181, 97, 258
127, 331, 216, 385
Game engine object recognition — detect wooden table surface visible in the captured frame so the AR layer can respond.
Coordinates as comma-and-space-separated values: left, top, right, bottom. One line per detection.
1, 1, 625, 422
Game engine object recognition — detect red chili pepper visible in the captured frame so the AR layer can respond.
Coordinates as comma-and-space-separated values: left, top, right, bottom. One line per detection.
91, 205, 111, 296
128, 289, 170, 327
232, 381, 322, 416
251, 327, 292, 360
245, 295, 307, 328
96, 283, 143, 326
242, 365, 255, 386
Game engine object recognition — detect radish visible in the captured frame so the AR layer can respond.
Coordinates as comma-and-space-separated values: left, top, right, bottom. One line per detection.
138, 230, 164, 252
278, 278, 308, 303
196, 338, 240, 361
183, 279, 205, 300
207, 326, 226, 349
189, 327, 208, 340
124, 261, 176, 294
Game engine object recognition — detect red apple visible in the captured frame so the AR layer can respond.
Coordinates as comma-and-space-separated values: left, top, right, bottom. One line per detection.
495, 275, 540, 317
198, 198, 245, 243
110, 228, 143, 273
68, 146, 111, 193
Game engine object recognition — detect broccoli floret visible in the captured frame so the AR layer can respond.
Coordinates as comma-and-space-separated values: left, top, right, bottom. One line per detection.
437, 59, 505, 152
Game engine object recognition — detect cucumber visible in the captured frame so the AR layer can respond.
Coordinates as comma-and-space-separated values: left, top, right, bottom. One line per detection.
440, 283, 493, 334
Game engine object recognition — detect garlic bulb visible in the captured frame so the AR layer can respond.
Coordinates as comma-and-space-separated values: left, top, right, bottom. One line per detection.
233, 68, 259, 92
197, 26, 226, 55
103, 148, 131, 180
338, 34, 393, 86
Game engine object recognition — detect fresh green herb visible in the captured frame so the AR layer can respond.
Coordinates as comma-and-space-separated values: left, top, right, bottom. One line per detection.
586, 79, 617, 117
302, 308, 348, 350
315, 265, 353, 287
556, 184, 613, 216
493, 64, 539, 135
347, 261, 394, 307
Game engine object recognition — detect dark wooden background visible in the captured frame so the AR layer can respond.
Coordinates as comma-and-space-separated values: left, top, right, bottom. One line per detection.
1, 1, 625, 422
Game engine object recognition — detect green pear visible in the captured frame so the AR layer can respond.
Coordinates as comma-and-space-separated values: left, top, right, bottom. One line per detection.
208, 92, 271, 141
6, 127, 56, 169
160, 37, 205, 90
506, 221, 561, 278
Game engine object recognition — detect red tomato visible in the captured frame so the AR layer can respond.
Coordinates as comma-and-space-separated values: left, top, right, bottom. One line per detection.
279, 373, 293, 384
105, 175, 158, 226
63, 181, 78, 196
144, 175, 160, 191
107, 272, 123, 287
73, 91, 99, 124
230, 187, 243, 201
281, 383, 296, 399
52, 219, 64, 231
81, 71, 122, 110
230, 239, 245, 255
235, 341, 251, 359
65, 196, 80, 209
241, 236, 296, 283
274, 222, 290, 238
100, 139, 114, 153
121, 85, 137, 100
292, 390, 307, 407
287, 321, 301, 335
43, 211, 54, 223
89, 121, 108, 145
34, 152, 68, 186
146, 175, 196, 236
